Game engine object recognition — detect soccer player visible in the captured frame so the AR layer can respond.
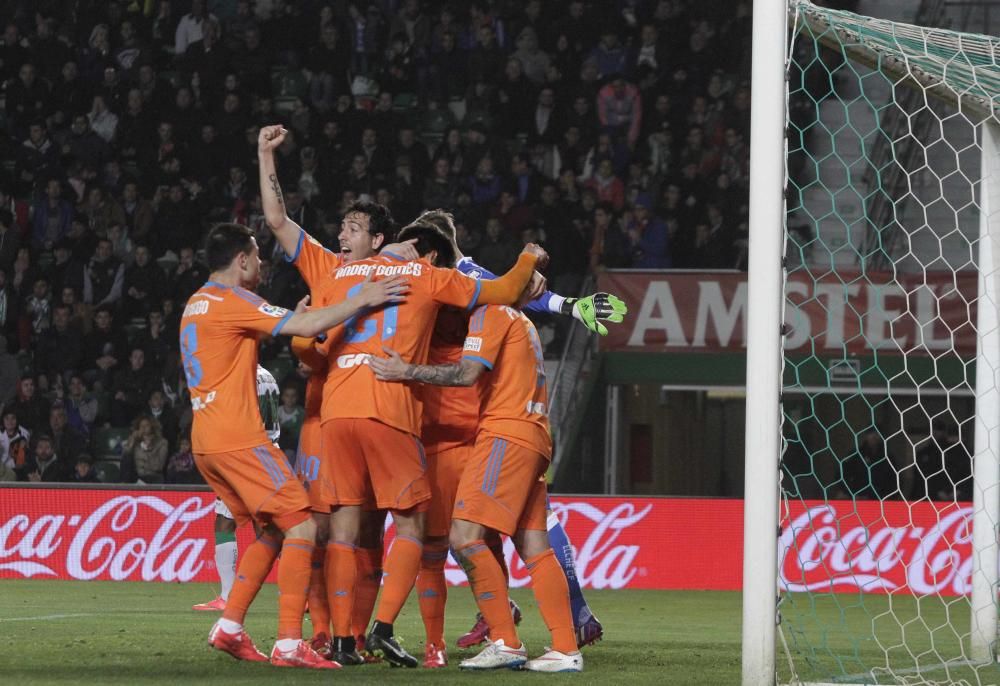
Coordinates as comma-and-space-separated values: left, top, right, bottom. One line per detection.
192, 364, 281, 612
413, 210, 623, 650
370, 295, 583, 672
288, 337, 334, 654
258, 124, 547, 668
182, 222, 407, 668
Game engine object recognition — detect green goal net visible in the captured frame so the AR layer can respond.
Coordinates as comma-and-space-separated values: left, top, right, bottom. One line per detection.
779, 2, 1000, 684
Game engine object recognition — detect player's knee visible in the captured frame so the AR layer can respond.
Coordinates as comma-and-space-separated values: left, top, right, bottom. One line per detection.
449, 519, 480, 550
513, 528, 549, 561
274, 509, 315, 538
392, 509, 425, 540
311, 512, 330, 546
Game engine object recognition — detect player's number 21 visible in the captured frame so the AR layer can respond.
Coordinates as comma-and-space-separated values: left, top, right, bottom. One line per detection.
343, 282, 398, 342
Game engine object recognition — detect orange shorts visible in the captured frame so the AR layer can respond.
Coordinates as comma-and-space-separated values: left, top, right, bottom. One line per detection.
294, 418, 329, 514
319, 418, 431, 511
424, 442, 473, 538
452, 433, 548, 536
196, 443, 310, 531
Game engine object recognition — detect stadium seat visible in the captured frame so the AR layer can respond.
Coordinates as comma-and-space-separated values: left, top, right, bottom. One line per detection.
94, 460, 120, 483
421, 108, 457, 135
393, 92, 417, 111
94, 427, 130, 460
462, 109, 494, 132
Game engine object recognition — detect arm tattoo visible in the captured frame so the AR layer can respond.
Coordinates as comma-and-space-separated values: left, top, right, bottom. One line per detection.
268, 173, 285, 208
405, 362, 468, 386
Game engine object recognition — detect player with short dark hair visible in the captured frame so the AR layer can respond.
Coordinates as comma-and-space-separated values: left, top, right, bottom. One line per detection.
182, 221, 406, 669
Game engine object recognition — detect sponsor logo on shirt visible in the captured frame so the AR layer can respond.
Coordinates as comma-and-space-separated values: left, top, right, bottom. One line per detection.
258, 303, 289, 318
463, 337, 483, 352
336, 353, 371, 369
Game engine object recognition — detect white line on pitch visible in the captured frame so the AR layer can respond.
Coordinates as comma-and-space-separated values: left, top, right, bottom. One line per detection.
0, 612, 98, 622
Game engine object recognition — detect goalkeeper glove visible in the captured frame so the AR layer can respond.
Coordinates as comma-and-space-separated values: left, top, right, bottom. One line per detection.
560, 292, 628, 336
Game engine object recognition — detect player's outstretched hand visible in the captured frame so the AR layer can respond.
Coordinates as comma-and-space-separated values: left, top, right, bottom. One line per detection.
258, 124, 288, 153
381, 237, 420, 261
522, 243, 549, 270
561, 292, 628, 336
525, 270, 547, 302
369, 346, 409, 381
359, 273, 409, 307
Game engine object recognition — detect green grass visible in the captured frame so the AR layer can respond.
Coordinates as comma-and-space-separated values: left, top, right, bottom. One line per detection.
0, 581, 741, 685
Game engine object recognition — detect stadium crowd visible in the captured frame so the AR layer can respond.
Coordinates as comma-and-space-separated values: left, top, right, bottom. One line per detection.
0, 0, 752, 483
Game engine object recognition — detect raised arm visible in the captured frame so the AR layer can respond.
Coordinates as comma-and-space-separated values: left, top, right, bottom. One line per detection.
280, 276, 409, 338
475, 244, 548, 306
257, 124, 302, 257
369, 348, 486, 387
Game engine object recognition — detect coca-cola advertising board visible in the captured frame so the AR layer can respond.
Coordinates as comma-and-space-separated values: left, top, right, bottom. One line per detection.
1, 490, 978, 596
599, 270, 978, 356
0, 488, 738, 590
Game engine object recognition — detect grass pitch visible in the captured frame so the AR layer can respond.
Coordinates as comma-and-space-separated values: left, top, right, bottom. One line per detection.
0, 581, 738, 685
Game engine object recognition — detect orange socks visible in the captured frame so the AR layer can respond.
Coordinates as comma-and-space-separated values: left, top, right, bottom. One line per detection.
416, 543, 449, 646
526, 549, 577, 654
308, 547, 331, 640
222, 534, 280, 625
326, 541, 357, 637
486, 534, 509, 585
374, 535, 422, 625
454, 539, 518, 647
276, 538, 314, 640
352, 546, 383, 639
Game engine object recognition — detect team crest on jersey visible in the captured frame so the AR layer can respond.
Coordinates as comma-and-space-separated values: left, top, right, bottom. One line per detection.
464, 337, 483, 352
258, 303, 288, 318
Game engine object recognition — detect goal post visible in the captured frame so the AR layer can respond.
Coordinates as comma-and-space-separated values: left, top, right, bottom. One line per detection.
744, 1, 1000, 684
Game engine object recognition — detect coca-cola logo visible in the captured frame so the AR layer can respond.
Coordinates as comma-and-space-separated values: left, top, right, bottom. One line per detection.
442, 501, 652, 590
780, 504, 975, 596
0, 495, 213, 582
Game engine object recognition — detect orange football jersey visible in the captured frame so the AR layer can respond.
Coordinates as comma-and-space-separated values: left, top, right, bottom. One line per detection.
285, 227, 343, 292
315, 255, 482, 435
462, 305, 552, 458
181, 282, 294, 454
419, 307, 480, 455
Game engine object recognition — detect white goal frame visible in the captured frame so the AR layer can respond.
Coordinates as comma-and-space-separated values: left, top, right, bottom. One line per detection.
742, 1, 1000, 684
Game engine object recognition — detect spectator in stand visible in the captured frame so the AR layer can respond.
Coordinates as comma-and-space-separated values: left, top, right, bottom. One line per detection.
64, 374, 98, 437
20, 434, 69, 482
170, 246, 208, 305
22, 276, 52, 345
122, 244, 165, 320
147, 389, 179, 452
73, 453, 99, 483
423, 157, 458, 211
166, 436, 199, 484
110, 347, 156, 427
468, 22, 504, 84
477, 217, 520, 275
87, 94, 119, 144
175, 0, 216, 57
513, 27, 549, 85
47, 404, 86, 469
135, 309, 173, 370
0, 409, 30, 477
276, 385, 304, 459
32, 178, 73, 251
590, 202, 631, 270
121, 414, 168, 484
0, 209, 20, 271
469, 156, 502, 207
585, 159, 625, 211
627, 195, 671, 269
6, 64, 49, 135
83, 238, 125, 307
597, 75, 642, 151
82, 305, 128, 387
6, 376, 49, 434
35, 304, 84, 380
121, 181, 154, 245
0, 335, 17, 407
588, 29, 627, 80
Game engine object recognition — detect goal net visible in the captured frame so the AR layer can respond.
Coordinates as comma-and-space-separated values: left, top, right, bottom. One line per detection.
776, 1, 1000, 684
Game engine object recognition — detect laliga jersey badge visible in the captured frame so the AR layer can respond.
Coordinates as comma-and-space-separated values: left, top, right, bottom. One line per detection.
258, 303, 288, 318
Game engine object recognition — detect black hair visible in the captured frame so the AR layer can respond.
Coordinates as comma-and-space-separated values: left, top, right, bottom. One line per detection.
345, 201, 396, 243
205, 222, 255, 272
397, 222, 457, 268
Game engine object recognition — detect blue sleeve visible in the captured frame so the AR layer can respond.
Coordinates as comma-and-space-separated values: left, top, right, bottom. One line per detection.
456, 258, 555, 314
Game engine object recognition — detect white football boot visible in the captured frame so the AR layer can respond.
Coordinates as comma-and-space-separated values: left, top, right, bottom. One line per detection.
525, 647, 584, 672
459, 638, 527, 670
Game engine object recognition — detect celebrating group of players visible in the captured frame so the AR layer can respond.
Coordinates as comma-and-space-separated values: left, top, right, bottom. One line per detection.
179, 125, 627, 672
